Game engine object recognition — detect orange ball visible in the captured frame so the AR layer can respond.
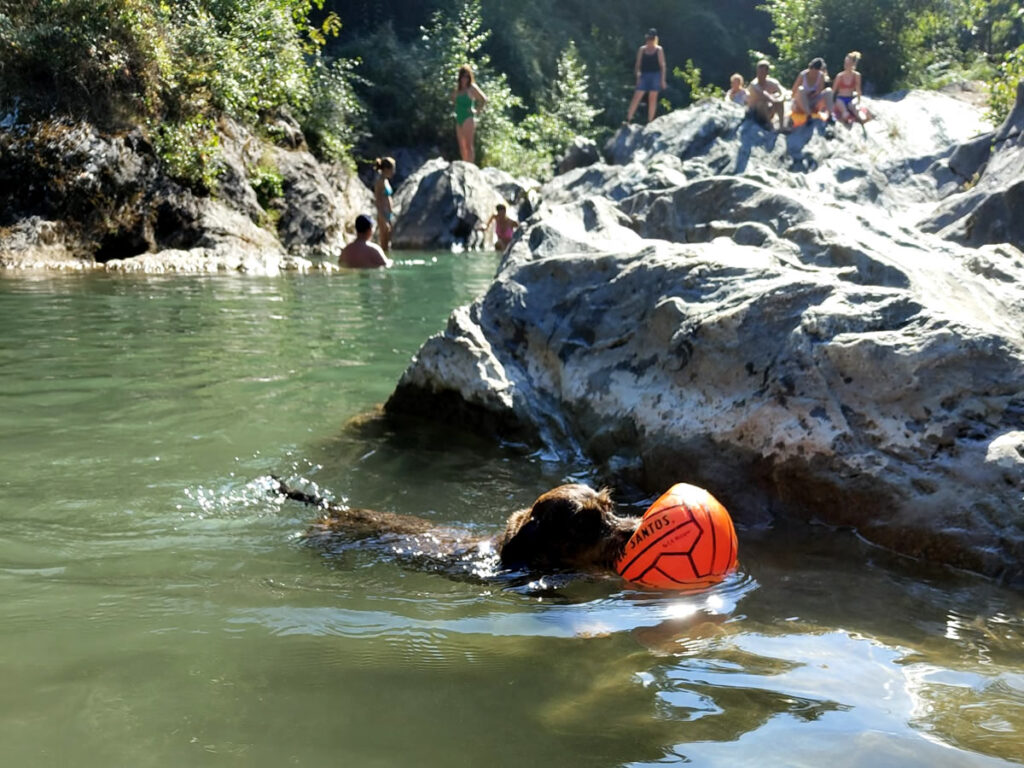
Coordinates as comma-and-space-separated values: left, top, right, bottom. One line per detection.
616, 483, 738, 589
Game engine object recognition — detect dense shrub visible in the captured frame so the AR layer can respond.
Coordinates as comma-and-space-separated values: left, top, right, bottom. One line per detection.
760, 0, 1024, 92
0, 0, 168, 123
0, 0, 365, 185
988, 44, 1024, 124
412, 1, 601, 179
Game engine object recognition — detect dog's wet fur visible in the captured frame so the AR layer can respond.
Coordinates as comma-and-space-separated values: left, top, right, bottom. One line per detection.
276, 479, 640, 580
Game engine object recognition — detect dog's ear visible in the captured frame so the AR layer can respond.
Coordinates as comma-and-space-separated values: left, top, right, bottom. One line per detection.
568, 502, 604, 541
499, 517, 542, 568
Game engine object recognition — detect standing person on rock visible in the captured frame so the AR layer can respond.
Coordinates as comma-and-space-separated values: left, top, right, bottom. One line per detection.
373, 156, 396, 254
339, 214, 392, 269
625, 28, 667, 124
451, 64, 487, 164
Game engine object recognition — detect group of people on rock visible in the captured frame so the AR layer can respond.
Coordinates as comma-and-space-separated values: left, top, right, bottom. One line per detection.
730, 53, 866, 132
340, 62, 509, 269
342, 32, 866, 267
338, 156, 396, 269
623, 27, 865, 133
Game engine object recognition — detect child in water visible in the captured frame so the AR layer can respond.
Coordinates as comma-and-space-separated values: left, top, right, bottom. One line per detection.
481, 204, 518, 251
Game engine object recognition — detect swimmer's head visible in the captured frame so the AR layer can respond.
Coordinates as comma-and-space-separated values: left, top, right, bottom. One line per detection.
809, 57, 825, 70
846, 51, 862, 66
374, 156, 395, 173
730, 73, 744, 87
354, 214, 373, 234
496, 203, 506, 214
756, 59, 772, 74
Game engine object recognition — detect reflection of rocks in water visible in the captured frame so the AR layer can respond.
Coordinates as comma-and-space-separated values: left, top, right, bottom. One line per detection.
387, 88, 1024, 585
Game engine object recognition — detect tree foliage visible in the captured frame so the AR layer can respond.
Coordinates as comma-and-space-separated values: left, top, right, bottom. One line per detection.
0, 0, 365, 183
989, 42, 1024, 123
760, 0, 1024, 92
378, 0, 601, 178
2, 0, 1022, 187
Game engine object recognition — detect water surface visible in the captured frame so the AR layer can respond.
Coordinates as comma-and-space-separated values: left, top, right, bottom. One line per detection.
1, 255, 1021, 767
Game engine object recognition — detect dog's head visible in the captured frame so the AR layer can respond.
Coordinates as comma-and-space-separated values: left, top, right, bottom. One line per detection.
497, 484, 637, 572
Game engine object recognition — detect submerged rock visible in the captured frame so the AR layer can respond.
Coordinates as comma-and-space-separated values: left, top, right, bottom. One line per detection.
387, 89, 1024, 584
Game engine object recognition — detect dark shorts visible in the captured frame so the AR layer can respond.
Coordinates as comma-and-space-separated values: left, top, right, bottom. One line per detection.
746, 107, 772, 129
636, 71, 661, 92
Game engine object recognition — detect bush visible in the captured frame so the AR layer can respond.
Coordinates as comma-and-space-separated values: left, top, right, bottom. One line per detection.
152, 117, 223, 193
0, 0, 168, 123
0, 0, 365, 181
988, 44, 1024, 124
416, 3, 600, 179
299, 55, 366, 164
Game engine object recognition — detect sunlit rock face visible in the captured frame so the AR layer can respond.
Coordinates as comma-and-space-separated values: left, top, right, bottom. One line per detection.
921, 81, 1024, 251
388, 89, 1024, 584
0, 117, 372, 272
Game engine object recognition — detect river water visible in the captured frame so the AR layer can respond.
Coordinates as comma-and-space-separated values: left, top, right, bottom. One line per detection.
1, 254, 1021, 767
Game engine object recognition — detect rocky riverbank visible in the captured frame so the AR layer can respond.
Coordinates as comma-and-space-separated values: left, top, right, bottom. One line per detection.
4, 83, 1021, 584
385, 85, 1024, 585
0, 115, 372, 274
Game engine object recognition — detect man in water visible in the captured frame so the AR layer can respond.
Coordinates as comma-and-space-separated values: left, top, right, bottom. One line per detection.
747, 60, 786, 131
339, 214, 393, 269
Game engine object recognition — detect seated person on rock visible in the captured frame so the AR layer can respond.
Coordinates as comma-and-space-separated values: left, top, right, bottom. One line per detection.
725, 73, 748, 106
480, 203, 519, 251
339, 214, 393, 269
833, 51, 866, 125
747, 60, 786, 130
791, 57, 835, 124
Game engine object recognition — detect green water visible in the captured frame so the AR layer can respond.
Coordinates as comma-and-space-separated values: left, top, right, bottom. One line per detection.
1, 254, 1022, 768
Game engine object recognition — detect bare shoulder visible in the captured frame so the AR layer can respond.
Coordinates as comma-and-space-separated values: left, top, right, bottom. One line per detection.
370, 242, 392, 268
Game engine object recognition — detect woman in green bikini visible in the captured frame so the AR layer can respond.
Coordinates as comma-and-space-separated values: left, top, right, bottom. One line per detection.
451, 64, 487, 164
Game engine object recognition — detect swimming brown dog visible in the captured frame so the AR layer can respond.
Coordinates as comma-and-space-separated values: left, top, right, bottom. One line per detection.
275, 479, 641, 578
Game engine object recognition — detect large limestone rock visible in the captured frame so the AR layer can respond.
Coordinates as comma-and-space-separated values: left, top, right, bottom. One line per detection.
391, 159, 536, 250
920, 80, 1024, 250
387, 92, 1024, 584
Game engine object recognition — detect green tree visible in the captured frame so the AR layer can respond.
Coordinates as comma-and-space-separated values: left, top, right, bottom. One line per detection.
417, 0, 527, 170
760, 0, 1024, 91
988, 43, 1024, 123
516, 41, 602, 176
759, 0, 923, 91
0, 0, 364, 181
